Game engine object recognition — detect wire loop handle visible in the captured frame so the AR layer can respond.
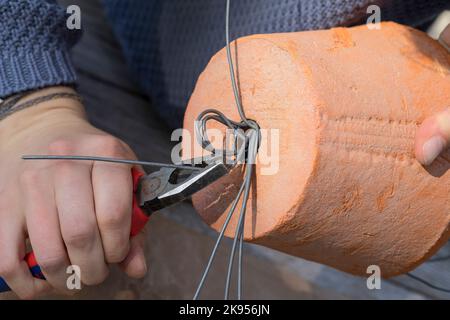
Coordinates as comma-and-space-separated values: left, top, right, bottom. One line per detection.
193, 0, 261, 300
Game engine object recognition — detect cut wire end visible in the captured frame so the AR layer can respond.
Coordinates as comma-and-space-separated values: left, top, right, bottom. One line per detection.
192, 0, 261, 300
22, 155, 202, 171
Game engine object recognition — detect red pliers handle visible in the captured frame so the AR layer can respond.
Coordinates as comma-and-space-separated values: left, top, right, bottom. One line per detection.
0, 168, 149, 292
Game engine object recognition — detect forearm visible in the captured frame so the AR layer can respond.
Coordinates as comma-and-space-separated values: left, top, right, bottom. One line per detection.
0, 0, 80, 99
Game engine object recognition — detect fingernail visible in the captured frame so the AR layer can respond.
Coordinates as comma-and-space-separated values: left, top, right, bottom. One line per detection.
422, 136, 446, 165
436, 108, 450, 137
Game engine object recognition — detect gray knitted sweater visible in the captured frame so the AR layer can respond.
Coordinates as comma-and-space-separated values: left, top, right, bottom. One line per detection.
1, 0, 449, 127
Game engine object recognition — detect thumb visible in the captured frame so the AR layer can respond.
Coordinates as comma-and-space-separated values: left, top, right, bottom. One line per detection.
438, 23, 450, 51
415, 108, 450, 165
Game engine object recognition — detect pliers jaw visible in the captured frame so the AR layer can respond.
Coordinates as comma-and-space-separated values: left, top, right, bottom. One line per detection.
137, 155, 233, 214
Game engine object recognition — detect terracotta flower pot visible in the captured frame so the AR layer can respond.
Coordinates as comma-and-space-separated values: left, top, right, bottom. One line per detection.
182, 22, 450, 277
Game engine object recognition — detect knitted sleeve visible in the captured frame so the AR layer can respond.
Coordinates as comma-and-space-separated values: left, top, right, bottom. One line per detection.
0, 0, 81, 98
102, 0, 450, 128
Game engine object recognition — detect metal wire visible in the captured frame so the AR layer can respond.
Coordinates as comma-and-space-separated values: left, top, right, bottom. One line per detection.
224, 130, 257, 299
23, 0, 258, 300
195, 0, 450, 299
23, 0, 450, 299
195, 109, 247, 155
237, 223, 245, 299
193, 131, 258, 300
193, 0, 260, 300
236, 131, 258, 299
22, 155, 201, 171
192, 181, 246, 300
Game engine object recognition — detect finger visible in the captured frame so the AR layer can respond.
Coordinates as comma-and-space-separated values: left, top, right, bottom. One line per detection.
92, 161, 132, 263
439, 23, 450, 51
415, 108, 450, 165
54, 162, 109, 286
22, 169, 72, 294
119, 232, 147, 279
0, 214, 50, 299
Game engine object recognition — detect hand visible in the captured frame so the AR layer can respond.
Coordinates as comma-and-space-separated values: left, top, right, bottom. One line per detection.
415, 24, 450, 166
0, 87, 147, 299
415, 108, 450, 165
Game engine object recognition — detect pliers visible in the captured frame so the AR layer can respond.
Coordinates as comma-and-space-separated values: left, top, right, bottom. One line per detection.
0, 156, 232, 292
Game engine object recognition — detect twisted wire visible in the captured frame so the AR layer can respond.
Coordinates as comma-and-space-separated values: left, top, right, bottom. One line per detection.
193, 0, 260, 300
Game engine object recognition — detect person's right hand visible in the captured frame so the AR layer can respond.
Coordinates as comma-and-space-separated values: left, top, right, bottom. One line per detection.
0, 87, 147, 299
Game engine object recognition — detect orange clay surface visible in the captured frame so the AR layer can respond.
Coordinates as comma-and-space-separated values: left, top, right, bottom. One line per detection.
182, 22, 450, 277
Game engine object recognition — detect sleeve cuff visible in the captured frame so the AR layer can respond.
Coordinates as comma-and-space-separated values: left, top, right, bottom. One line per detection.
0, 48, 77, 98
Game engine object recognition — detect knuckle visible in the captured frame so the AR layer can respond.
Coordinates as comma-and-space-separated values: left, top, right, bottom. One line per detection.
20, 169, 40, 186
54, 160, 75, 176
64, 224, 96, 249
105, 241, 129, 263
37, 255, 66, 273
48, 139, 75, 155
96, 136, 129, 157
98, 209, 129, 230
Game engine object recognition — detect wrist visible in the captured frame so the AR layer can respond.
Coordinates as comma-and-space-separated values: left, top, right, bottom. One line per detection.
0, 86, 88, 144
